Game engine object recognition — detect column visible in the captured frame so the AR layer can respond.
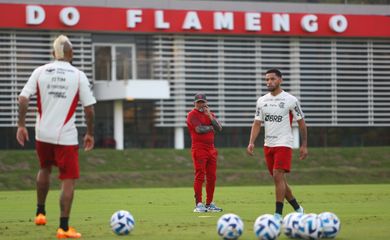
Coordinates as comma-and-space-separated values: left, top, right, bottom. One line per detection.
114, 100, 124, 150
174, 127, 184, 150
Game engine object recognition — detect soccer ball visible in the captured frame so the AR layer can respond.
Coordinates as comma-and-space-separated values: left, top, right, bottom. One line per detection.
282, 212, 303, 238
297, 213, 322, 240
110, 210, 135, 235
253, 214, 281, 240
217, 213, 244, 239
318, 212, 341, 238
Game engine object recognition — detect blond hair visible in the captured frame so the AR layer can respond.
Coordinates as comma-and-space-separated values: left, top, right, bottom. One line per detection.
53, 35, 72, 59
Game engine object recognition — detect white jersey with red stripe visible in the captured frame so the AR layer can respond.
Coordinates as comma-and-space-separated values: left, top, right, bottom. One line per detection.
20, 60, 96, 145
254, 91, 304, 148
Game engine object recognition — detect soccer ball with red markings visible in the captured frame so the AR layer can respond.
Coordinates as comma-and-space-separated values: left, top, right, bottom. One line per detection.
217, 213, 244, 239
110, 210, 135, 235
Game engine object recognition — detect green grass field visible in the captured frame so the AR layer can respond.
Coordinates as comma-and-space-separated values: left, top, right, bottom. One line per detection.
0, 184, 389, 240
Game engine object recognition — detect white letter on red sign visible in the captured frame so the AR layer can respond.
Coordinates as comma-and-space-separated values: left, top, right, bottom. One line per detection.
183, 12, 202, 30
214, 12, 234, 30
26, 5, 45, 25
155, 10, 170, 29
301, 14, 318, 33
273, 14, 290, 32
127, 10, 143, 28
60, 7, 80, 26
245, 13, 261, 31
329, 15, 348, 33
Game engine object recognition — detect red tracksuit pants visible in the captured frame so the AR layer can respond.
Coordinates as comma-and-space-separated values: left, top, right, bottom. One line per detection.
192, 147, 218, 205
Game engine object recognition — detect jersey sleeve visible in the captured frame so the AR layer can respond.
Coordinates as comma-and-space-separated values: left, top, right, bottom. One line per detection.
254, 98, 263, 121
290, 97, 304, 120
19, 66, 42, 98
79, 71, 96, 107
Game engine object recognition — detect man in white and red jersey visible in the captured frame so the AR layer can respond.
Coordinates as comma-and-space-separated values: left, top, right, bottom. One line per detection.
187, 93, 223, 213
16, 35, 96, 238
247, 69, 308, 221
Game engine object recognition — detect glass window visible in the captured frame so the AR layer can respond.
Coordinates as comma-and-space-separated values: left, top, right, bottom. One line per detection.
94, 46, 111, 80
93, 44, 135, 81
116, 46, 134, 80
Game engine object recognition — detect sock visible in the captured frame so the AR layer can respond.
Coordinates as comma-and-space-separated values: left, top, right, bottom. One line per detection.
275, 201, 284, 215
36, 204, 46, 216
288, 198, 300, 211
60, 217, 69, 231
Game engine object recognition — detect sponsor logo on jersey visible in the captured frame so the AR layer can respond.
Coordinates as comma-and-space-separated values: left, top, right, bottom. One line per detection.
264, 114, 283, 122
45, 68, 55, 74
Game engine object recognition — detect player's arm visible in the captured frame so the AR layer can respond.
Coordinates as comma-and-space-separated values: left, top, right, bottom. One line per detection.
16, 67, 40, 146
203, 105, 222, 132
247, 119, 261, 156
79, 72, 96, 151
16, 96, 30, 146
83, 105, 95, 151
297, 118, 308, 160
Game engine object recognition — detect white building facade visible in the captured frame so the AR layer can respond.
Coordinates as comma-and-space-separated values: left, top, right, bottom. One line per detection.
0, 0, 389, 149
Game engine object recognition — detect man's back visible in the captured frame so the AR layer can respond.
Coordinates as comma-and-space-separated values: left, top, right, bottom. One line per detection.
20, 60, 95, 145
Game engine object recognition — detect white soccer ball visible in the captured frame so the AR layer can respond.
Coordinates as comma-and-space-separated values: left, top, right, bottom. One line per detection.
253, 214, 281, 240
318, 212, 341, 238
110, 210, 135, 235
282, 212, 303, 238
217, 213, 244, 239
297, 213, 322, 240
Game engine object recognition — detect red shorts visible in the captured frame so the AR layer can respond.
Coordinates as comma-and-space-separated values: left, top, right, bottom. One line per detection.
263, 146, 292, 176
35, 140, 80, 180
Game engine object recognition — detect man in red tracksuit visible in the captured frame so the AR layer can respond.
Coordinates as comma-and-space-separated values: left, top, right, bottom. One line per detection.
186, 93, 223, 213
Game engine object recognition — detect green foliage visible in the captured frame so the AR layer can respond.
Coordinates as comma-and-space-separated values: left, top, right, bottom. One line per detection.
0, 147, 389, 190
0, 185, 389, 239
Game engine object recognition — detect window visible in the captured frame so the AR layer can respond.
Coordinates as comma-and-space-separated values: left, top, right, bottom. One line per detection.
93, 44, 136, 81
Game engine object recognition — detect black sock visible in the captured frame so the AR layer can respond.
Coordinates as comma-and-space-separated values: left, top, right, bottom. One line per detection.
275, 201, 284, 215
288, 198, 300, 211
60, 217, 69, 231
36, 204, 46, 216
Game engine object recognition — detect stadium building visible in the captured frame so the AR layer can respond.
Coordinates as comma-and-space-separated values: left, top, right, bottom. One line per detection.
0, 0, 389, 149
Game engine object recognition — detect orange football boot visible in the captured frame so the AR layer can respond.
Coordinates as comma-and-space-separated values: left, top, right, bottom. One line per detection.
56, 227, 82, 239
34, 214, 47, 225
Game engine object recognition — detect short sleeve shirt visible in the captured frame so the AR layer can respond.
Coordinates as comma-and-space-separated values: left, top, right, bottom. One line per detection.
186, 109, 216, 149
20, 61, 96, 145
254, 91, 304, 148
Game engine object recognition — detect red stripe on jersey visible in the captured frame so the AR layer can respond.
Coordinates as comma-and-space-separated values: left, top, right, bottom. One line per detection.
36, 82, 42, 118
289, 110, 293, 126
63, 91, 79, 126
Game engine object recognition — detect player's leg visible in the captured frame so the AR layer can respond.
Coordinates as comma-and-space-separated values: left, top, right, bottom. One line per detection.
264, 147, 284, 219
285, 179, 304, 213
192, 149, 207, 212
60, 179, 75, 228
56, 145, 81, 238
205, 148, 222, 212
272, 147, 293, 219
36, 168, 51, 212
35, 141, 55, 225
205, 148, 216, 205
273, 169, 286, 219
